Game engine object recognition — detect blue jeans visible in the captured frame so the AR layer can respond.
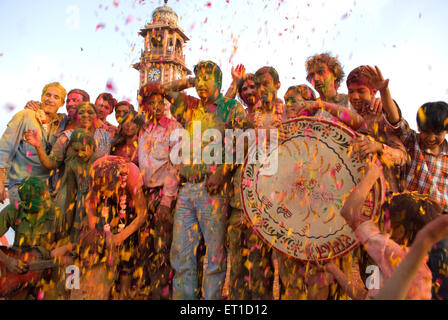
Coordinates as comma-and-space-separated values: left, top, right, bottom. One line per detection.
170, 182, 228, 300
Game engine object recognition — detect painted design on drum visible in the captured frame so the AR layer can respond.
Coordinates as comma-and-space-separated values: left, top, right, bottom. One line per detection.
241, 117, 384, 262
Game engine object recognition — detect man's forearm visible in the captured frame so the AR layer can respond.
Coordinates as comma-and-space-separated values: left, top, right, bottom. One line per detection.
163, 78, 195, 106
225, 79, 238, 100
326, 264, 367, 300
373, 235, 429, 300
322, 101, 365, 131
380, 88, 400, 125
35, 144, 57, 169
340, 170, 379, 230
164, 77, 195, 93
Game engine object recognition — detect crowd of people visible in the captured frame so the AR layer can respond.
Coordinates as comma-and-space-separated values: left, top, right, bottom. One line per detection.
0, 52, 448, 300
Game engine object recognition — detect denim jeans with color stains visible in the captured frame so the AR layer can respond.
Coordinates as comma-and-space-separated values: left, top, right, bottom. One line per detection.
170, 181, 228, 300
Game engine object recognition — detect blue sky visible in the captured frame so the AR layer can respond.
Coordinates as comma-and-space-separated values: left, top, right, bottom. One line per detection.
0, 0, 447, 134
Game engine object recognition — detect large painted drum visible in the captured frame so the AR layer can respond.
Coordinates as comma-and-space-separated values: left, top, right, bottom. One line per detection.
241, 116, 385, 262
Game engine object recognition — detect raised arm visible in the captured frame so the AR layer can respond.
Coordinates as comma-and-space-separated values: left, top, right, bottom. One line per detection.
163, 77, 195, 103
24, 129, 61, 169
224, 64, 245, 99
374, 214, 448, 300
321, 101, 365, 131
299, 101, 366, 131
340, 157, 383, 230
365, 66, 400, 125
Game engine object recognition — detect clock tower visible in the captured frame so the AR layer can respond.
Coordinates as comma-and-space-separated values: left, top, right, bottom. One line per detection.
133, 0, 191, 87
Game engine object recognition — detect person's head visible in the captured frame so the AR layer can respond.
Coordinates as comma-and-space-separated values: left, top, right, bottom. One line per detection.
381, 192, 442, 246
90, 157, 128, 198
305, 53, 344, 99
284, 84, 317, 118
115, 101, 135, 124
254, 66, 281, 104
77, 229, 108, 268
111, 111, 145, 155
416, 101, 448, 152
346, 66, 377, 112
111, 111, 145, 157
95, 93, 117, 121
237, 73, 259, 107
66, 89, 90, 118
69, 128, 96, 162
41, 82, 66, 116
138, 83, 165, 121
74, 102, 97, 129
193, 60, 222, 101
120, 111, 144, 137
18, 177, 51, 214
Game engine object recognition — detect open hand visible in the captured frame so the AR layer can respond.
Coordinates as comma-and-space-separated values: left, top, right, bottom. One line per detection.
231, 64, 246, 83
24, 129, 42, 148
364, 154, 383, 179
353, 135, 383, 158
25, 100, 41, 112
365, 65, 389, 92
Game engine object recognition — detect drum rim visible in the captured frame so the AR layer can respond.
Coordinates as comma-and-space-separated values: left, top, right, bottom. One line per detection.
240, 116, 386, 263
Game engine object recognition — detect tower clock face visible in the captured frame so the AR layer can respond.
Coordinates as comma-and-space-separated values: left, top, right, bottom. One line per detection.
175, 70, 182, 80
148, 67, 161, 82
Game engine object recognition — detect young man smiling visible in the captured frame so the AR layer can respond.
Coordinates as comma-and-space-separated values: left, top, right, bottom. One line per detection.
384, 99, 448, 300
0, 82, 68, 205
346, 65, 407, 194
305, 53, 382, 116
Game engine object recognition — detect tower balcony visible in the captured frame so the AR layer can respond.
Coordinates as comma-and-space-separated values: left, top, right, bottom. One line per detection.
145, 48, 186, 64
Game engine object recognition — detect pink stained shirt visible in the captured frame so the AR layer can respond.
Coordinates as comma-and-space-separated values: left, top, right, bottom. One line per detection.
138, 116, 181, 207
355, 220, 433, 300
